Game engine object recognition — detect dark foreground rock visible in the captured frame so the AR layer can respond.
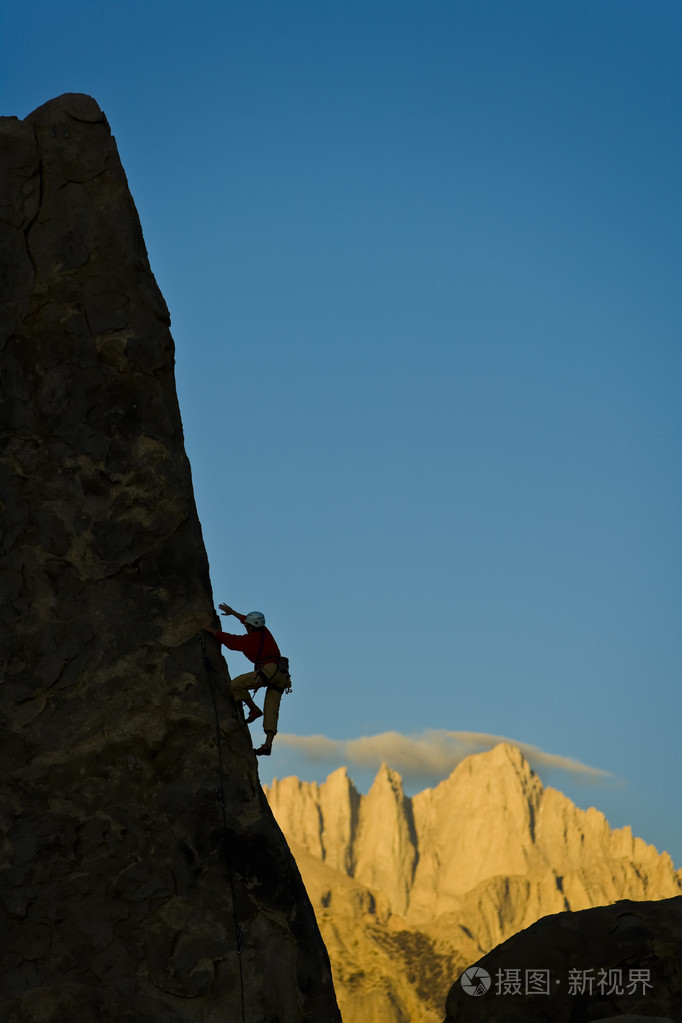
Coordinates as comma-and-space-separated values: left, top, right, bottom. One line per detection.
443, 896, 682, 1023
0, 93, 340, 1023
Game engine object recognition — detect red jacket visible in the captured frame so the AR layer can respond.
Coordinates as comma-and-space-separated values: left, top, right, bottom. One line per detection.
216, 613, 280, 667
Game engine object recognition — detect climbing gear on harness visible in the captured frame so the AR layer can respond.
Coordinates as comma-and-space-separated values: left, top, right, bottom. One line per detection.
277, 655, 292, 693
244, 611, 265, 627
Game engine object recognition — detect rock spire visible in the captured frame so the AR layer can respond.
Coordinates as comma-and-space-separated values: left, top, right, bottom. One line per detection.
0, 93, 340, 1022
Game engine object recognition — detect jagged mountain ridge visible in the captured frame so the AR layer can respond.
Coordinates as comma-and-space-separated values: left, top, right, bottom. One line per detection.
265, 743, 681, 1023
267, 743, 681, 931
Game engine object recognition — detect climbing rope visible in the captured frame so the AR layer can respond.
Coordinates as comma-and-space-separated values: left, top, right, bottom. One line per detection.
198, 631, 246, 1023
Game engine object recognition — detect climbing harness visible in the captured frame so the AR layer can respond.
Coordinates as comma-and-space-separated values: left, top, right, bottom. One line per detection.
256, 660, 292, 694
197, 631, 246, 1023
253, 629, 293, 694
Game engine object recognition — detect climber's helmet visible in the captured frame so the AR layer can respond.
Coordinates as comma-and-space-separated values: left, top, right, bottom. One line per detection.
244, 611, 266, 628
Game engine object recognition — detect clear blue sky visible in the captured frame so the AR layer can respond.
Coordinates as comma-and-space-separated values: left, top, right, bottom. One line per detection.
4, 1, 681, 865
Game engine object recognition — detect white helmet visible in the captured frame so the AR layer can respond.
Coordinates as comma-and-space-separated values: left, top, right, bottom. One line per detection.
244, 611, 265, 627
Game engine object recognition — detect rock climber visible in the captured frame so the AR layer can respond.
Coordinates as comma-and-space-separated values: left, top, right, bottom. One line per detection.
203, 603, 287, 756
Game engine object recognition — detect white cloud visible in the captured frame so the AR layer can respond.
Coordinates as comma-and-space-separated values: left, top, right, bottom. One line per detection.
276, 729, 613, 787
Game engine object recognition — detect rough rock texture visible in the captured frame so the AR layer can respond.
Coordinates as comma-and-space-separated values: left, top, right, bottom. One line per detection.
265, 744, 682, 1023
282, 837, 460, 1023
0, 93, 340, 1023
444, 896, 682, 1022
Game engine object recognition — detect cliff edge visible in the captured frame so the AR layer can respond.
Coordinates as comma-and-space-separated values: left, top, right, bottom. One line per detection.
0, 93, 340, 1023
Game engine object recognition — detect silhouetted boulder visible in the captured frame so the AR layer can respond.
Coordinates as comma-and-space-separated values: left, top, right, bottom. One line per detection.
443, 896, 682, 1023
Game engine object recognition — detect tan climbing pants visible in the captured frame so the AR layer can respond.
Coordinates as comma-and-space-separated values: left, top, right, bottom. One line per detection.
231, 662, 286, 734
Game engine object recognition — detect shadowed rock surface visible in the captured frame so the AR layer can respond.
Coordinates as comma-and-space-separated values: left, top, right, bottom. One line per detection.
443, 895, 682, 1022
0, 93, 340, 1023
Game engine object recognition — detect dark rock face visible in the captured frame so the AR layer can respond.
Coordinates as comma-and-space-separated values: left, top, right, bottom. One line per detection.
443, 896, 682, 1023
0, 93, 340, 1023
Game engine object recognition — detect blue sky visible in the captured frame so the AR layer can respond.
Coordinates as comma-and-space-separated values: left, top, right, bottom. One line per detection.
3, 1, 681, 865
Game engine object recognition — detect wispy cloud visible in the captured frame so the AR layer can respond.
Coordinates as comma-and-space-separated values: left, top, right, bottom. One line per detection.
276, 729, 613, 787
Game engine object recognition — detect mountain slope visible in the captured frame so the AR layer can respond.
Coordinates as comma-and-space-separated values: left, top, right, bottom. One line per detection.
265, 743, 681, 1023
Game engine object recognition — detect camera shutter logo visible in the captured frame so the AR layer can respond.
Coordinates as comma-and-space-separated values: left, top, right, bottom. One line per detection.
460, 967, 492, 996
